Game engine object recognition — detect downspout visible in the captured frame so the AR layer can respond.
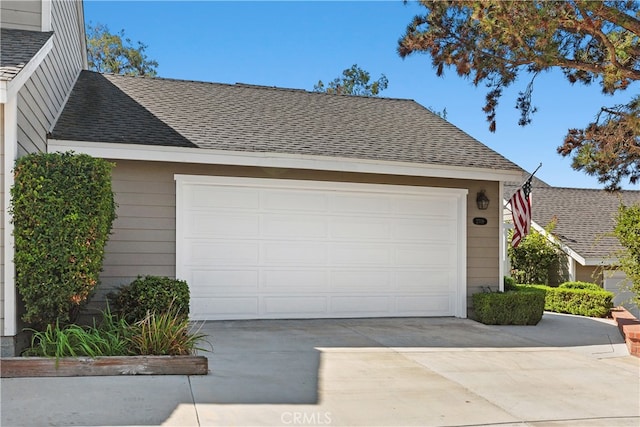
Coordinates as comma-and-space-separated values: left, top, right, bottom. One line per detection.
3, 96, 17, 337
498, 181, 505, 291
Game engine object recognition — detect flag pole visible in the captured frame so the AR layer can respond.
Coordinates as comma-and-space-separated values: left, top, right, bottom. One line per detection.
506, 163, 543, 204
525, 162, 543, 185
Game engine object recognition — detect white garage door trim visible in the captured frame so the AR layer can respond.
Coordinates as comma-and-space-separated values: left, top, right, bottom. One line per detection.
175, 175, 468, 319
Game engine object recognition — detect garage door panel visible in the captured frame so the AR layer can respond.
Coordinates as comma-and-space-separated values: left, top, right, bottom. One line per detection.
329, 217, 391, 240
264, 297, 328, 316
191, 269, 259, 294
392, 218, 457, 241
263, 270, 328, 292
396, 295, 451, 315
185, 241, 259, 265
187, 186, 260, 210
262, 214, 328, 238
331, 194, 392, 214
331, 296, 391, 314
395, 244, 455, 266
330, 270, 392, 292
330, 244, 392, 265
392, 196, 457, 218
394, 270, 453, 292
191, 297, 259, 320
263, 190, 328, 212
176, 176, 466, 320
186, 212, 259, 237
263, 242, 327, 264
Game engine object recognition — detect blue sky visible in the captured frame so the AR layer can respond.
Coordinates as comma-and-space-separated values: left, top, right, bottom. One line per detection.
84, 0, 639, 190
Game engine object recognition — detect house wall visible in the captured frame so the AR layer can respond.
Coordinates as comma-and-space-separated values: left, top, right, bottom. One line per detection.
576, 264, 602, 285
0, 0, 42, 31
91, 159, 502, 317
16, 0, 84, 156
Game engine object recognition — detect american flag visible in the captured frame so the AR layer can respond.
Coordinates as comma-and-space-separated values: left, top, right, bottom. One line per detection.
510, 176, 533, 248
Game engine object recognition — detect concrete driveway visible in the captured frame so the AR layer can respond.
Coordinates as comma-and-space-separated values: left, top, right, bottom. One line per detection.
1, 313, 639, 426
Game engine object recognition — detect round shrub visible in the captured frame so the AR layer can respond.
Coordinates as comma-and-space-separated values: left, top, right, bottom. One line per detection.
559, 281, 602, 291
110, 276, 190, 323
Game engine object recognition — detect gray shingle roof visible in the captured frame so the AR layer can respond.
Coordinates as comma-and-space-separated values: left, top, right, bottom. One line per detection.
522, 187, 640, 261
0, 28, 53, 81
51, 71, 521, 172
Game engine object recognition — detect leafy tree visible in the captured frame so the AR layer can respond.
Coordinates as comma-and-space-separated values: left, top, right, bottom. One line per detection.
314, 64, 389, 96
398, 1, 639, 189
508, 223, 566, 285
613, 203, 640, 305
87, 22, 158, 77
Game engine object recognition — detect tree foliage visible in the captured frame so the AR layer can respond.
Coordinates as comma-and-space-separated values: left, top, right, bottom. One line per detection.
398, 1, 639, 189
87, 22, 158, 77
314, 64, 389, 96
613, 202, 640, 305
508, 223, 566, 285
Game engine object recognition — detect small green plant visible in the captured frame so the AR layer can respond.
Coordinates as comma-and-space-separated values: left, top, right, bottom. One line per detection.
24, 308, 131, 358
110, 276, 190, 323
558, 281, 602, 291
129, 308, 207, 356
473, 287, 545, 325
504, 276, 516, 291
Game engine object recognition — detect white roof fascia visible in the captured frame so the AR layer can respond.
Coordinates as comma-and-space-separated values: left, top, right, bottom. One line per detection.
48, 139, 523, 182
0, 35, 53, 104
530, 221, 588, 266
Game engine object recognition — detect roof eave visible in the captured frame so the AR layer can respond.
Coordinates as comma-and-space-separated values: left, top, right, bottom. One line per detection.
48, 139, 523, 182
0, 34, 53, 104
529, 221, 618, 266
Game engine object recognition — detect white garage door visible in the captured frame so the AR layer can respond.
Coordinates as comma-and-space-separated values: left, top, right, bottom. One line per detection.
175, 175, 467, 320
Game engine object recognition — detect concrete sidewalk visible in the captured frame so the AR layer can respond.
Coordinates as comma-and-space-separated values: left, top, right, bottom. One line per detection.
1, 312, 639, 427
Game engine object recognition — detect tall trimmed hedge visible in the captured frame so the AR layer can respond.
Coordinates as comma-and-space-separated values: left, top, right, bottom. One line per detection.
11, 152, 116, 328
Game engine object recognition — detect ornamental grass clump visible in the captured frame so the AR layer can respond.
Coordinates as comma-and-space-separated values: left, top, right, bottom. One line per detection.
23, 306, 209, 358
128, 305, 207, 356
24, 308, 131, 358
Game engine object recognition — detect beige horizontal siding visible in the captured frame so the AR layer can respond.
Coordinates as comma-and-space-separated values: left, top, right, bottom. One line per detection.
0, 1, 41, 31
94, 159, 502, 317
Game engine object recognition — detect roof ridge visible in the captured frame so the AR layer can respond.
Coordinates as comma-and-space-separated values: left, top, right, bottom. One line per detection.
92, 70, 417, 103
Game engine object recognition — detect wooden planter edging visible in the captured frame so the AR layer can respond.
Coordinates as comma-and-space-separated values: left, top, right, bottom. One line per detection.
0, 355, 209, 378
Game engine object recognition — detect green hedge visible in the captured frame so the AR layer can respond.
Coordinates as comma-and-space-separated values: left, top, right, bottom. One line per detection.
109, 276, 190, 323
11, 152, 116, 328
473, 288, 545, 325
517, 284, 613, 318
558, 281, 602, 291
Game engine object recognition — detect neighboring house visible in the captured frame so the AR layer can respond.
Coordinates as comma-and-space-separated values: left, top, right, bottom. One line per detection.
1, 0, 525, 355
505, 183, 640, 313
1, 0, 86, 356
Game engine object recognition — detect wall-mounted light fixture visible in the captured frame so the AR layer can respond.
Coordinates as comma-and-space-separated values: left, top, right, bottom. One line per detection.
476, 190, 490, 210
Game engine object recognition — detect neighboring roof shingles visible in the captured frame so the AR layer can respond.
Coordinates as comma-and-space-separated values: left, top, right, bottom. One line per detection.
527, 187, 640, 261
51, 70, 521, 172
0, 28, 53, 81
